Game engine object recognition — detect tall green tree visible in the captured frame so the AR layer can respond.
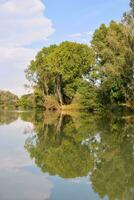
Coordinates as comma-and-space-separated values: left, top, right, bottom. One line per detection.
26, 45, 57, 97
26, 41, 95, 107
46, 41, 95, 104
92, 21, 134, 106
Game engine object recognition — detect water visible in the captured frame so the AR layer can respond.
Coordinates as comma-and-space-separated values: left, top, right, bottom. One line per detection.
0, 111, 134, 200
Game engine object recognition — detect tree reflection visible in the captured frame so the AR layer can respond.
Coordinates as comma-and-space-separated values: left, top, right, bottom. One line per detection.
24, 111, 134, 199
24, 112, 94, 178
89, 115, 134, 200
0, 111, 19, 125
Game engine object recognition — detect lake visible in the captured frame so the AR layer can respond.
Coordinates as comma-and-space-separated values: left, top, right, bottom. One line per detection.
0, 111, 134, 200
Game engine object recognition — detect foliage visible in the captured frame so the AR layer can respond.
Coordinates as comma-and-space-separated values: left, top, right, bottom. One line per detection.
78, 81, 99, 111
18, 94, 35, 110
0, 90, 18, 110
46, 41, 95, 104
122, 0, 134, 27
91, 20, 134, 106
26, 41, 95, 108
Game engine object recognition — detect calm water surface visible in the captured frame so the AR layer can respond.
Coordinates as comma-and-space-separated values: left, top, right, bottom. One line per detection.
0, 111, 134, 200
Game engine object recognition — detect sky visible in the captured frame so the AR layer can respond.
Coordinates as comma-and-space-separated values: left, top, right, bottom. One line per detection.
0, 0, 129, 96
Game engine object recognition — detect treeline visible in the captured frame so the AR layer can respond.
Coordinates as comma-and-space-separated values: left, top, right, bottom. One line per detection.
24, 1, 134, 111
0, 90, 18, 110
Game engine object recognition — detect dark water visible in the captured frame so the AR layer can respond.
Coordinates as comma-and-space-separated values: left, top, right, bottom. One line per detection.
0, 111, 134, 200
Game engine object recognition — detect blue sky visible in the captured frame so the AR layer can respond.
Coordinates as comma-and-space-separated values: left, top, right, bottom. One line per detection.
43, 0, 129, 46
0, 0, 129, 95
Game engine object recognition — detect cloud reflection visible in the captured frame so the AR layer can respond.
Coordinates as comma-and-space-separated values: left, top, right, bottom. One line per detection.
0, 118, 53, 200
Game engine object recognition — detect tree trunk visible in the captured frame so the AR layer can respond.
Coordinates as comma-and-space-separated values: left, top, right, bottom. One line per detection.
44, 80, 49, 96
56, 75, 63, 105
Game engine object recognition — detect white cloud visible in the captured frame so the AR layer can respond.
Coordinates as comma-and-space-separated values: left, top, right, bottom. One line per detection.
0, 169, 53, 200
0, 0, 54, 95
69, 33, 83, 38
0, 119, 53, 200
69, 31, 93, 39
87, 31, 93, 36
0, 47, 38, 68
68, 31, 93, 44
0, 0, 54, 47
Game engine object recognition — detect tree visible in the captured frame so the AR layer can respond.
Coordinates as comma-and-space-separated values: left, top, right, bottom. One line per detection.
91, 21, 134, 106
78, 81, 99, 111
18, 94, 35, 110
46, 41, 95, 105
122, 0, 134, 27
130, 0, 134, 18
26, 45, 57, 97
26, 41, 95, 108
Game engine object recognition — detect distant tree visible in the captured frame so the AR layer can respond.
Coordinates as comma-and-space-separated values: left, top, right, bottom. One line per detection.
0, 90, 18, 110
